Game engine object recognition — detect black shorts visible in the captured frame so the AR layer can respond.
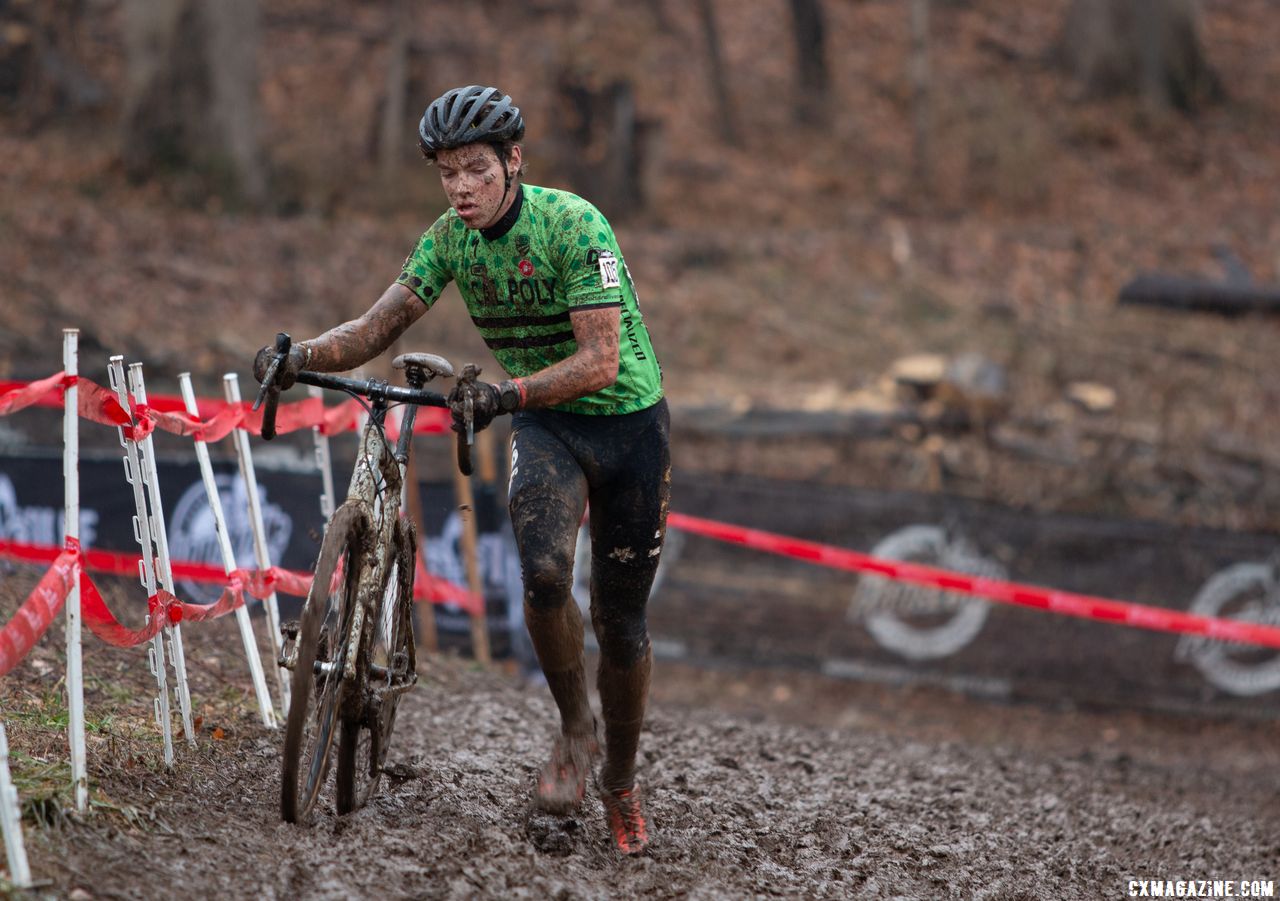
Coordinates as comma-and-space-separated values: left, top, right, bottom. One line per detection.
507, 398, 671, 665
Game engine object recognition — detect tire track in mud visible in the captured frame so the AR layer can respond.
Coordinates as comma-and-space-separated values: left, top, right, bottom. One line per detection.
25, 653, 1280, 900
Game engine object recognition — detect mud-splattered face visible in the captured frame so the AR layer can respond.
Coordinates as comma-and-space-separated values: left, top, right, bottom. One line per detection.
435, 143, 521, 229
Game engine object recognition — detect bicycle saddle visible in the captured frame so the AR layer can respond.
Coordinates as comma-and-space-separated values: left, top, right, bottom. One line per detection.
392, 352, 454, 380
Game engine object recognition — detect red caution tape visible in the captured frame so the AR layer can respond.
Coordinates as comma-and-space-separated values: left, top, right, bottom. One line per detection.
0, 533, 483, 667
413, 554, 484, 616
3, 372, 451, 441
666, 513, 1280, 650
78, 570, 170, 648
170, 582, 246, 623
0, 543, 78, 676
0, 372, 74, 417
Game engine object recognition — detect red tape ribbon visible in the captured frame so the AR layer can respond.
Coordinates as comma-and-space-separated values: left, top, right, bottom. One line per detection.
666, 512, 1280, 650
3, 372, 450, 440
0, 545, 78, 676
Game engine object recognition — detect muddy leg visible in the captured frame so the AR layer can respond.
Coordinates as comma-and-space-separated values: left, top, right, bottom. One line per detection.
508, 423, 593, 735
524, 600, 593, 735
596, 644, 653, 792
589, 458, 670, 791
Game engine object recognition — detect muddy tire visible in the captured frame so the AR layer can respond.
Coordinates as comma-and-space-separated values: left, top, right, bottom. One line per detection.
281, 502, 371, 824
335, 518, 417, 814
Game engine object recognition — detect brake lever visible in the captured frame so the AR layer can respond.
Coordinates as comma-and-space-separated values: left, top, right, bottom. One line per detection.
455, 363, 480, 477
253, 332, 292, 412
253, 332, 291, 441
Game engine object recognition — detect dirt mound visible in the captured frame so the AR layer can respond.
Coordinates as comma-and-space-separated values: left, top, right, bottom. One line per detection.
5, 579, 1277, 899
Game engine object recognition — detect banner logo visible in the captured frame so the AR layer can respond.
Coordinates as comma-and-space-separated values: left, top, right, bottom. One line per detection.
850, 524, 1002, 660
0, 474, 99, 548
167, 475, 292, 604
1175, 561, 1280, 696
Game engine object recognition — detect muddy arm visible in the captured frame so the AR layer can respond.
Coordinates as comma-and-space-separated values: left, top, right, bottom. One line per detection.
302, 284, 428, 372
516, 306, 620, 409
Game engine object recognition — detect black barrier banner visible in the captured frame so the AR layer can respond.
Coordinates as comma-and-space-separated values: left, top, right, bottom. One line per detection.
0, 450, 525, 659
7, 448, 1280, 712
659, 473, 1280, 714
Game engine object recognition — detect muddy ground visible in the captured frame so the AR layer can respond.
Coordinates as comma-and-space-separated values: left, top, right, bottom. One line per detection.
3, 571, 1279, 900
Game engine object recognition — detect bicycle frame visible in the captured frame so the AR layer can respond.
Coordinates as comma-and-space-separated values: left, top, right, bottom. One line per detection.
338, 398, 404, 686
282, 369, 444, 687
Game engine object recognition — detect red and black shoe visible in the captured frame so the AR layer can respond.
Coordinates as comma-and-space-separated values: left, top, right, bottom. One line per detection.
600, 785, 649, 855
535, 731, 599, 815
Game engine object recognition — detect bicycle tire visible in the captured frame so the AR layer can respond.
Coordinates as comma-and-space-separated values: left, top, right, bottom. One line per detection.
335, 518, 417, 813
281, 501, 371, 824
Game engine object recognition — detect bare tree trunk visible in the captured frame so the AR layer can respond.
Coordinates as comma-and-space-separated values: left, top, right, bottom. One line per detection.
205, 0, 265, 202
909, 0, 932, 192
553, 78, 655, 220
378, 0, 411, 178
120, 0, 266, 205
0, 0, 104, 126
788, 0, 829, 125
694, 0, 737, 143
1056, 0, 1223, 113
642, 0, 675, 33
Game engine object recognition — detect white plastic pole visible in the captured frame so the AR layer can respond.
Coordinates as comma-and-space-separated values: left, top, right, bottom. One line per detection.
177, 374, 277, 728
222, 373, 289, 713
62, 330, 87, 812
127, 363, 195, 746
309, 385, 336, 521
108, 356, 174, 767
0, 724, 32, 889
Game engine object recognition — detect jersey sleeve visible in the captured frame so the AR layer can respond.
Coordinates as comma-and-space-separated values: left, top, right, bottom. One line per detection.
550, 198, 625, 311
395, 213, 454, 308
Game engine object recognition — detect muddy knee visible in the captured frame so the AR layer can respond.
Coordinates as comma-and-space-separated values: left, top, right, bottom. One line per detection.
522, 552, 576, 611
594, 608, 650, 668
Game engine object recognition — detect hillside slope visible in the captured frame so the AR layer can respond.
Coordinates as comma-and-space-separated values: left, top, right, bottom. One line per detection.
3, 0, 1279, 529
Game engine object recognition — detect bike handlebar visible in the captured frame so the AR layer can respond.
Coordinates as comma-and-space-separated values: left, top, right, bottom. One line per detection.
252, 332, 473, 475
294, 371, 448, 408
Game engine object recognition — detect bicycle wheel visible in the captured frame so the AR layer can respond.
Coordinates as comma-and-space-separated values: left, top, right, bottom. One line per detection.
281, 501, 371, 824
335, 517, 417, 814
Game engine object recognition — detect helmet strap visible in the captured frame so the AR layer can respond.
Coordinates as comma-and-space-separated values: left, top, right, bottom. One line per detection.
492, 142, 514, 204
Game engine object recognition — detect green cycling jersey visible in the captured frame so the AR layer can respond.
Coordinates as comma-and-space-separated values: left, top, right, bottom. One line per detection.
396, 184, 663, 415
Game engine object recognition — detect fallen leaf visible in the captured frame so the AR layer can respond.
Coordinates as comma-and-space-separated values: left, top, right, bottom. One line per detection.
212, 727, 225, 740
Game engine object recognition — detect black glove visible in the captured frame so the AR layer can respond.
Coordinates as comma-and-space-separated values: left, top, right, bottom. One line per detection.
253, 343, 309, 391
446, 378, 521, 434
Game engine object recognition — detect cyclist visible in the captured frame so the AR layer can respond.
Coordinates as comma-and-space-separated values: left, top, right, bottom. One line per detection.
254, 85, 669, 855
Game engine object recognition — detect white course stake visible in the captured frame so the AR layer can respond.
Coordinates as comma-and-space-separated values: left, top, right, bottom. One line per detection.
309, 385, 336, 520
0, 724, 32, 889
62, 330, 88, 813
108, 356, 173, 767
177, 374, 277, 728
127, 363, 196, 746
222, 373, 289, 713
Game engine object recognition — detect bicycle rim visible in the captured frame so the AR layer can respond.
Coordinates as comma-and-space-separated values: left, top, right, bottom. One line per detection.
336, 518, 417, 813
281, 502, 370, 824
